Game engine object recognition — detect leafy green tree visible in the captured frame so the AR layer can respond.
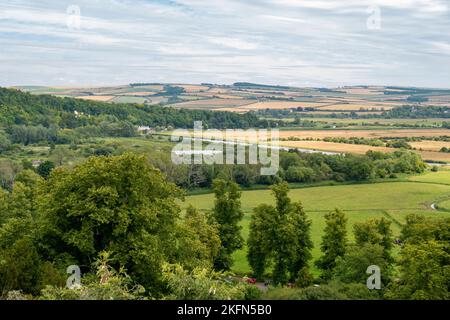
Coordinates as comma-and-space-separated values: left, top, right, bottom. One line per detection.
0, 180, 38, 249
288, 201, 314, 284
175, 205, 221, 269
333, 243, 390, 286
36, 153, 182, 293
247, 182, 313, 284
315, 209, 348, 279
386, 215, 450, 300
15, 169, 43, 190
285, 166, 315, 183
0, 159, 20, 190
0, 132, 11, 153
247, 204, 275, 279
0, 238, 63, 296
49, 146, 72, 166
210, 179, 244, 271
36, 160, 55, 179
386, 240, 450, 300
400, 214, 450, 244
353, 217, 393, 263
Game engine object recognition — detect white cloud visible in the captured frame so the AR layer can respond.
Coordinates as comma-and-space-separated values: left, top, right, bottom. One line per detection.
207, 36, 259, 50
267, 0, 448, 13
0, 0, 449, 87
430, 41, 450, 55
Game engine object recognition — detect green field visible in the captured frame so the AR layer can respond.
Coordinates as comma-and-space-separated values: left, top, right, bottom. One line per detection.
409, 169, 450, 185
184, 172, 450, 275
111, 96, 149, 104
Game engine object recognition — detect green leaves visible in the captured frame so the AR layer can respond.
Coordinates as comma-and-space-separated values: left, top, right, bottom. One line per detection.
36, 153, 182, 291
315, 209, 348, 279
248, 182, 313, 284
211, 179, 244, 271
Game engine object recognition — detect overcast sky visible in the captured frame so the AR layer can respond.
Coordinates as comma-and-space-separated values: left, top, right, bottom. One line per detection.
1, 0, 449, 88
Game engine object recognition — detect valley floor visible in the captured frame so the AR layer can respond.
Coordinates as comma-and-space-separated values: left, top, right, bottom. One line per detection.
184, 170, 450, 275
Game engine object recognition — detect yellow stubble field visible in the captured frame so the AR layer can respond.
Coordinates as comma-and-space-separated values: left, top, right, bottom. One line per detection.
276, 129, 450, 140
409, 141, 450, 152
75, 95, 115, 102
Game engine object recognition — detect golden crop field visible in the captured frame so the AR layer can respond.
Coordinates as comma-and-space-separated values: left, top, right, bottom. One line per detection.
409, 140, 450, 151
192, 129, 450, 141
185, 130, 450, 162
176, 84, 210, 92
183, 92, 245, 99
122, 91, 158, 96
217, 101, 328, 112
416, 151, 450, 162
343, 88, 381, 95
275, 129, 450, 139
75, 95, 115, 102
170, 98, 254, 109
279, 140, 393, 153
215, 94, 246, 99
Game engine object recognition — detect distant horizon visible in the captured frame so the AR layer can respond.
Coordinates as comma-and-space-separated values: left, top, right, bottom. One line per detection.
6, 82, 450, 91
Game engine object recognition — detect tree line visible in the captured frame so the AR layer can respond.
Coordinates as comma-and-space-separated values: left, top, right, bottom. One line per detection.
0, 87, 260, 134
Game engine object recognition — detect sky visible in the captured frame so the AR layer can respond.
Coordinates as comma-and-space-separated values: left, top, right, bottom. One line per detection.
0, 0, 449, 88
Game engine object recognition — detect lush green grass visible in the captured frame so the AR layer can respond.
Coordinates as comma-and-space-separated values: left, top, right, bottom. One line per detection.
435, 199, 450, 211
409, 169, 450, 185
183, 177, 450, 275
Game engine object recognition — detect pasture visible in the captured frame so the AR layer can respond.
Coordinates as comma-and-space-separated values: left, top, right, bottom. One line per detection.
184, 174, 450, 275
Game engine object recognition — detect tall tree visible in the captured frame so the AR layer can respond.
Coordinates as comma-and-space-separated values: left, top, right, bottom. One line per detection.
386, 215, 450, 300
36, 153, 182, 293
247, 182, 313, 285
175, 205, 221, 270
386, 240, 450, 300
247, 204, 275, 279
353, 217, 394, 263
210, 179, 244, 271
315, 209, 348, 279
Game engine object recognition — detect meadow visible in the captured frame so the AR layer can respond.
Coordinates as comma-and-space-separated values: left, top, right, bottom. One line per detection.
183, 171, 450, 275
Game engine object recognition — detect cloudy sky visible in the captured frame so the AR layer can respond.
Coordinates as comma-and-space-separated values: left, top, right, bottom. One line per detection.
0, 0, 449, 87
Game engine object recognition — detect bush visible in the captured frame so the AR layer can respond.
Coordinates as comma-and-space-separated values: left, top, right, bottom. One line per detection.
161, 264, 257, 300
39, 253, 146, 300
263, 281, 380, 300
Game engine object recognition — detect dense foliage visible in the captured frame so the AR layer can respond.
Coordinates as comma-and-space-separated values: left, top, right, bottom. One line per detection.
247, 182, 313, 285
210, 180, 244, 271
0, 87, 259, 139
315, 209, 348, 279
0, 154, 251, 299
